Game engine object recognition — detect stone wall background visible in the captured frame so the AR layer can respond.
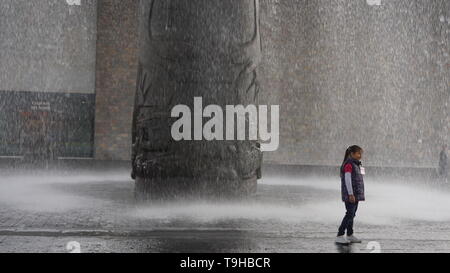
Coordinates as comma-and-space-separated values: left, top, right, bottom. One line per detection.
0, 0, 98, 158
260, 0, 450, 168
0, 0, 97, 94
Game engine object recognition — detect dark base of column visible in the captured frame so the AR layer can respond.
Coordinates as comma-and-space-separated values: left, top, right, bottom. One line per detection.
134, 176, 258, 201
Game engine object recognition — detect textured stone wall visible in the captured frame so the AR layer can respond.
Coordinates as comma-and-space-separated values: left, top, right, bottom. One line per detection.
262, 0, 450, 168
0, 0, 97, 158
93, 0, 139, 160
0, 0, 97, 94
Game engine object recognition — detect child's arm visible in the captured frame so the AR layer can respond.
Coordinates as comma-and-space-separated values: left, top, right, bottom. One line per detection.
344, 163, 356, 202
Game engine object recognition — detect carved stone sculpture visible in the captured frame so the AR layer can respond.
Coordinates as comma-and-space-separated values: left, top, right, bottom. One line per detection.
132, 0, 263, 199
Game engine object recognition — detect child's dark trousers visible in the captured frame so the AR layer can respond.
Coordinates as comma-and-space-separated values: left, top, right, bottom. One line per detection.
337, 201, 359, 236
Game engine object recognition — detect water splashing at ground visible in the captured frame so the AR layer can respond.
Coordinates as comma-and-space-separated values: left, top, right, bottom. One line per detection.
1, 168, 449, 227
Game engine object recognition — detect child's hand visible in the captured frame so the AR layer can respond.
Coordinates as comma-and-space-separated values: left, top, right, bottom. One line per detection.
349, 195, 356, 203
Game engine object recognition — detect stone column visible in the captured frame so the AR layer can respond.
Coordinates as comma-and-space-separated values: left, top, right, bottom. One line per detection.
132, 0, 263, 199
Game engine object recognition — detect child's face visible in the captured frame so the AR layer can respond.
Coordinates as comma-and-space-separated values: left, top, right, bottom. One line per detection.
351, 150, 363, 161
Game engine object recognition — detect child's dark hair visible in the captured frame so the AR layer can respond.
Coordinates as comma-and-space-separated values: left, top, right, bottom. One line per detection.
342, 145, 363, 167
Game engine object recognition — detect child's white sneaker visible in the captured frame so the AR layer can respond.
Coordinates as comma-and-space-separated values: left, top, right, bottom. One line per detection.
335, 236, 350, 245
347, 235, 362, 243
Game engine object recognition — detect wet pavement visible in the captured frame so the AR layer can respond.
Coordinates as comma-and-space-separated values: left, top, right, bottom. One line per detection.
0, 163, 449, 253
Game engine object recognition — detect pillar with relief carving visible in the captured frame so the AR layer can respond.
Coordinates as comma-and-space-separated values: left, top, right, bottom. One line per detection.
131, 0, 263, 199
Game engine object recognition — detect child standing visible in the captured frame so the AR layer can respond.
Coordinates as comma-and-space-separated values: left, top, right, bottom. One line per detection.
335, 145, 365, 245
